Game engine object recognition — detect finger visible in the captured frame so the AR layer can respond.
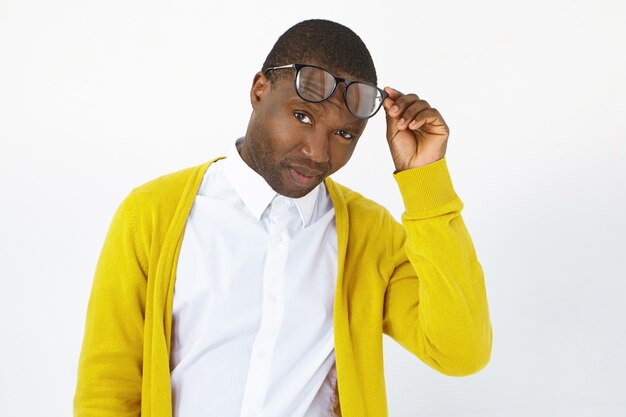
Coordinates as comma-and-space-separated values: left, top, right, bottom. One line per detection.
395, 99, 431, 129
383, 87, 407, 116
386, 93, 422, 119
408, 108, 448, 132
384, 86, 404, 99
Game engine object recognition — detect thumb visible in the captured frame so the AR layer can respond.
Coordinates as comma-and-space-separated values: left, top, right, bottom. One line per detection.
383, 87, 402, 143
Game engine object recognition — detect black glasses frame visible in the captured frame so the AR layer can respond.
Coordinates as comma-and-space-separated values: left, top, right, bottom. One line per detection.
264, 63, 388, 119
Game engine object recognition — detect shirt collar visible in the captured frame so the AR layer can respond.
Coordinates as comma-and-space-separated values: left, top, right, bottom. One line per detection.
222, 140, 320, 226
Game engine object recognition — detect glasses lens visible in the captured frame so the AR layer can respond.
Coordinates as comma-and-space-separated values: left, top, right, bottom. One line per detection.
346, 83, 384, 118
296, 66, 336, 102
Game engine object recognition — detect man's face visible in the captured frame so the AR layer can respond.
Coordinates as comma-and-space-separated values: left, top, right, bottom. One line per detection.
240, 68, 368, 198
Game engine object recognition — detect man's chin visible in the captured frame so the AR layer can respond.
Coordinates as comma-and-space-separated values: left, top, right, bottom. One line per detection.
275, 177, 324, 198
261, 166, 326, 198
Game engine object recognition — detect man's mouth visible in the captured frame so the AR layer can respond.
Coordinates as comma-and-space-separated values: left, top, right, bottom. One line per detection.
287, 166, 322, 187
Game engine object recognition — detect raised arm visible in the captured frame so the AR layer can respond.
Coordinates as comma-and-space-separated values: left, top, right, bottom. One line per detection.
381, 88, 491, 375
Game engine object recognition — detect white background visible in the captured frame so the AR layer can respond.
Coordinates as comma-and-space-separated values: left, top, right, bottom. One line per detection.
1, 0, 625, 416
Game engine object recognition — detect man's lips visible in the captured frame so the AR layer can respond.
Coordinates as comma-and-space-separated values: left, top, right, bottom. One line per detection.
287, 165, 323, 187
289, 164, 323, 177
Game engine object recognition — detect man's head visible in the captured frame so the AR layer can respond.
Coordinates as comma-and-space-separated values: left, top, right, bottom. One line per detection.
262, 19, 378, 86
240, 19, 380, 198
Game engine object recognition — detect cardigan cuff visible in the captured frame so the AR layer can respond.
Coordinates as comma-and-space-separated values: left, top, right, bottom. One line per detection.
393, 158, 458, 213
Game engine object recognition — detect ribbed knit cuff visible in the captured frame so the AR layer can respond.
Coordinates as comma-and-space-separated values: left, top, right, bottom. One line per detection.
393, 158, 458, 213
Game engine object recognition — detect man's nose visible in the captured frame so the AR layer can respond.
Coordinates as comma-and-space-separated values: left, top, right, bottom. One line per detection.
300, 130, 330, 164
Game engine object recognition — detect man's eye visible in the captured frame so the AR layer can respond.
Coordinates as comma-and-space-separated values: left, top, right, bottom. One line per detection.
294, 112, 312, 125
336, 130, 354, 140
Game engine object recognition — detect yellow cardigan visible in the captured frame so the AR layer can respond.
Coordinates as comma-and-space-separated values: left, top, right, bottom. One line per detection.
74, 157, 491, 417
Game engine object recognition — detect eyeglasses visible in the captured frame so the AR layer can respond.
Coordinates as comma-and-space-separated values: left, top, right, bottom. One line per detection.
264, 63, 388, 119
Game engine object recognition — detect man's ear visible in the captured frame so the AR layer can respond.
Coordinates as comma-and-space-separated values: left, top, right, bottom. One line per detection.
250, 72, 270, 109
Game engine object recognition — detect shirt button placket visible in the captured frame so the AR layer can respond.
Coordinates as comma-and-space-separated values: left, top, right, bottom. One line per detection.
240, 195, 290, 416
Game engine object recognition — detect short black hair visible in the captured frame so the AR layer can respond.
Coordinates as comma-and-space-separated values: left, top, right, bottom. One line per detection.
262, 19, 378, 85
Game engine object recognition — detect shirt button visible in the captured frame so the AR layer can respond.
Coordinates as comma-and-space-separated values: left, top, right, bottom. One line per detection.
257, 349, 266, 359
269, 293, 278, 303
270, 235, 282, 244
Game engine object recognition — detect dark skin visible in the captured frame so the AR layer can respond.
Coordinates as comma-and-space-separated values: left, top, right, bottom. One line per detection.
239, 66, 450, 198
383, 87, 450, 172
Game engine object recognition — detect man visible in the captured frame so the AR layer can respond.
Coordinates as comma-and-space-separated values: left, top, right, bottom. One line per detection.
75, 19, 491, 417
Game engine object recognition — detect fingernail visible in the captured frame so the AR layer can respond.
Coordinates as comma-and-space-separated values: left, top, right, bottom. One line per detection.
398, 118, 405, 126
391, 105, 399, 113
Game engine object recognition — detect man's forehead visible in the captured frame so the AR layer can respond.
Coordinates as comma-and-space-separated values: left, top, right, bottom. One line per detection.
266, 63, 362, 87
302, 60, 364, 82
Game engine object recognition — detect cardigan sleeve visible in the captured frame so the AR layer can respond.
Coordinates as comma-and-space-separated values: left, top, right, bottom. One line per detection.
382, 158, 492, 376
74, 192, 147, 417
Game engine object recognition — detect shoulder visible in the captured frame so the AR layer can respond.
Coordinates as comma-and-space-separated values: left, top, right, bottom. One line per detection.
134, 161, 214, 198
108, 159, 220, 251
325, 177, 399, 227
112, 159, 220, 230
325, 178, 407, 281
128, 159, 219, 210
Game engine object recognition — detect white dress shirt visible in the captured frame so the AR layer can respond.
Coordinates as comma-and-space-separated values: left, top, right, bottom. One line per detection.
170, 142, 339, 417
